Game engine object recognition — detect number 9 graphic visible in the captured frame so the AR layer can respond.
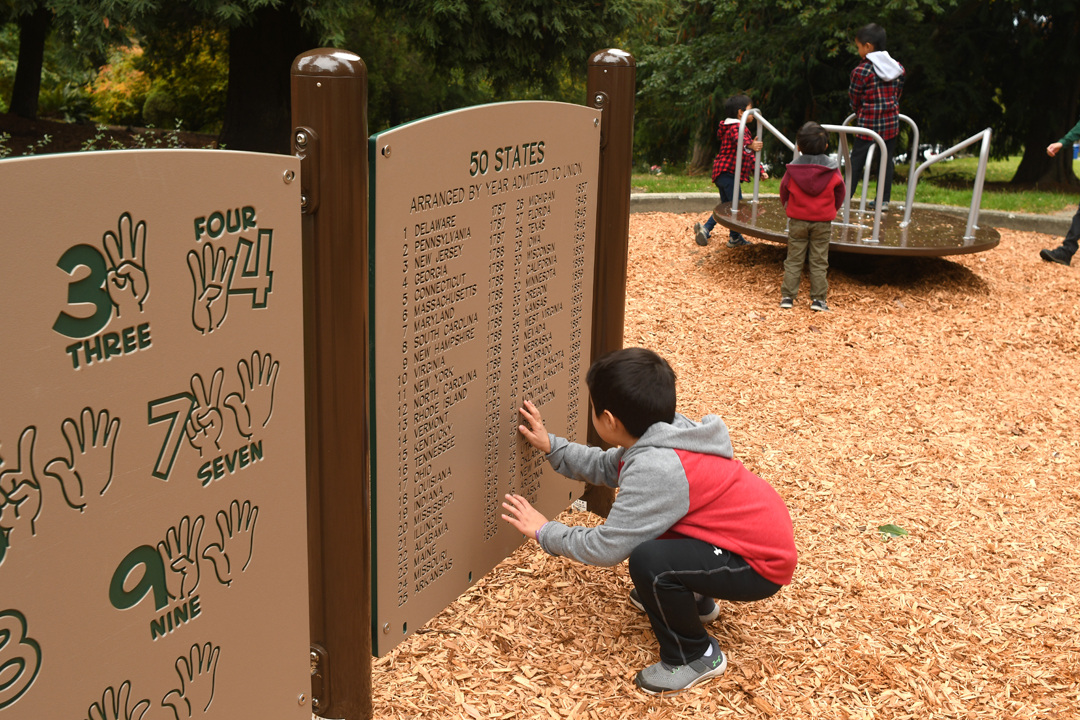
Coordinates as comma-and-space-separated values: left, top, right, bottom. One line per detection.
109, 545, 169, 611
0, 609, 41, 710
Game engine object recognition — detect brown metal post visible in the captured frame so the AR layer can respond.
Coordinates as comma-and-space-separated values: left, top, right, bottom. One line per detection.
583, 49, 635, 518
291, 49, 372, 720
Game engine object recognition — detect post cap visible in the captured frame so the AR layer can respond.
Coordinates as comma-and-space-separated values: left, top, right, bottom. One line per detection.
588, 49, 635, 68
292, 48, 366, 77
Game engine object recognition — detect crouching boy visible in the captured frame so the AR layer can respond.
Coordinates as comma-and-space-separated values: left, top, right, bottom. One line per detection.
501, 348, 797, 695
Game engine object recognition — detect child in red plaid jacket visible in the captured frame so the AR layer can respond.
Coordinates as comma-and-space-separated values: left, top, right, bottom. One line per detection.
695, 95, 768, 248
848, 23, 905, 209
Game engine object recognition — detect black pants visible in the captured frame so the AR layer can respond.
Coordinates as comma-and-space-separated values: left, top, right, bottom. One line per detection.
702, 173, 745, 242
1058, 200, 1080, 258
628, 538, 781, 666
849, 136, 898, 203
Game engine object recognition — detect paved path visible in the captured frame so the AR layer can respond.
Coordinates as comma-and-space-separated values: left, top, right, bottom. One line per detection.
630, 192, 1075, 236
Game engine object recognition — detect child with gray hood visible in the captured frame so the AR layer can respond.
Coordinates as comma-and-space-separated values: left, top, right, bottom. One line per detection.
779, 121, 846, 312
501, 348, 796, 696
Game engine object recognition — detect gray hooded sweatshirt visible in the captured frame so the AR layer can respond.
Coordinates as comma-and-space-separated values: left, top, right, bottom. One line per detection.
536, 413, 797, 585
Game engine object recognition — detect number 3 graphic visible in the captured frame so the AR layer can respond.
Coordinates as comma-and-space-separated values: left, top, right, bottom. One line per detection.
0, 609, 41, 710
52, 245, 112, 340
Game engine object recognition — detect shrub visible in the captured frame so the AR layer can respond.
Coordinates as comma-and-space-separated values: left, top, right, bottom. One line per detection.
89, 45, 151, 126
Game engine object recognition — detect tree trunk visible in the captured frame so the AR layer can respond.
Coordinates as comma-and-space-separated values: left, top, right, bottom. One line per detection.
1012, 127, 1080, 187
687, 120, 713, 176
1011, 77, 1080, 187
8, 3, 52, 119
218, 3, 316, 154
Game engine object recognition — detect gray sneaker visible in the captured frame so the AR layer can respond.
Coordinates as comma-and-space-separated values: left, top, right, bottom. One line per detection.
780, 297, 794, 309
693, 222, 709, 246
634, 640, 727, 695
811, 299, 831, 312
726, 235, 752, 248
629, 588, 720, 623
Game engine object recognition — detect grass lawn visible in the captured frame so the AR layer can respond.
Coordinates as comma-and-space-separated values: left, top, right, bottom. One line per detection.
632, 154, 1080, 214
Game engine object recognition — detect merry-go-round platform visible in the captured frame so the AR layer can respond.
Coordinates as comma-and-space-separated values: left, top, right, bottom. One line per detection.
712, 198, 1000, 257
709, 110, 1001, 257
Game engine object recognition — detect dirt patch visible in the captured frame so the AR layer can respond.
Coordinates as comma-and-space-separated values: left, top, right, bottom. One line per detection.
370, 214, 1080, 719
0, 112, 218, 154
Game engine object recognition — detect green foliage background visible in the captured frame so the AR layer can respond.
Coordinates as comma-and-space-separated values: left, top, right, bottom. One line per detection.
2, 0, 1077, 185
629, 0, 1080, 183
0, 20, 93, 119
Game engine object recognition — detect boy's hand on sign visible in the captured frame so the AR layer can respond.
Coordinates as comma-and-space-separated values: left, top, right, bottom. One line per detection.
1047, 142, 1063, 157
501, 494, 548, 540
517, 400, 551, 453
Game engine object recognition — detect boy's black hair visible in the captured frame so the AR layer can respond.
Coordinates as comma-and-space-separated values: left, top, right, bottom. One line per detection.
796, 122, 829, 156
586, 347, 676, 438
724, 94, 752, 120
856, 23, 887, 52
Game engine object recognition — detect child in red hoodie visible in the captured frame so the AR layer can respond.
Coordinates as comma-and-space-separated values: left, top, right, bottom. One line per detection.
779, 122, 845, 312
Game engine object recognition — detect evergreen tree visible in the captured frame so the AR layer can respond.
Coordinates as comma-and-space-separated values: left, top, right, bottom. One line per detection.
635, 0, 1079, 186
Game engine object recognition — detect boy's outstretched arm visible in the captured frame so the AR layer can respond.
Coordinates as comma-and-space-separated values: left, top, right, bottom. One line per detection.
518, 399, 552, 453
522, 399, 624, 487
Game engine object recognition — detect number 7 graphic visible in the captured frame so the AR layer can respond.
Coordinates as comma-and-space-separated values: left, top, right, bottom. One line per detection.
148, 394, 196, 481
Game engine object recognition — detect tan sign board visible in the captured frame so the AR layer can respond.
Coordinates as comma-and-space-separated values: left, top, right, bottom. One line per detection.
370, 101, 600, 654
0, 150, 311, 718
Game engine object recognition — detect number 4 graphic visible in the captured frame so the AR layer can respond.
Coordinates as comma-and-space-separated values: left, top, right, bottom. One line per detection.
148, 394, 196, 481
229, 230, 273, 308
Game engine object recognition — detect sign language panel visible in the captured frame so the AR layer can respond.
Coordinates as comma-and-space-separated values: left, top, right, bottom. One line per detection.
0, 150, 309, 718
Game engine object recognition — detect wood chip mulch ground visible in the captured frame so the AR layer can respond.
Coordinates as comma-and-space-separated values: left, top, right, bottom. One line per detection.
367, 213, 1080, 719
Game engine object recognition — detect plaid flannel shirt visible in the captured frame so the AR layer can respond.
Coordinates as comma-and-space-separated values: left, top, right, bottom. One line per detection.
712, 120, 758, 182
849, 59, 905, 140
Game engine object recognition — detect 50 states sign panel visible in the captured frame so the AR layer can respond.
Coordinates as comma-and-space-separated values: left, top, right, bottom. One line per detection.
370, 101, 600, 655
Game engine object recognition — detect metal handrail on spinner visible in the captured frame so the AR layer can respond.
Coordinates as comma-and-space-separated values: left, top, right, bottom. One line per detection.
843, 114, 993, 240
730, 109, 793, 215
901, 129, 992, 240
821, 125, 889, 241
732, 109, 889, 242
842, 113, 920, 213
729, 110, 993, 243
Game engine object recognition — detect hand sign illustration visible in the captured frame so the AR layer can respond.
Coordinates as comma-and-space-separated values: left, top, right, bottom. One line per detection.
187, 242, 234, 334
86, 681, 150, 720
159, 515, 205, 600
184, 370, 225, 456
103, 212, 149, 319
202, 500, 257, 586
162, 642, 220, 719
43, 408, 120, 511
224, 351, 280, 438
0, 427, 43, 565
